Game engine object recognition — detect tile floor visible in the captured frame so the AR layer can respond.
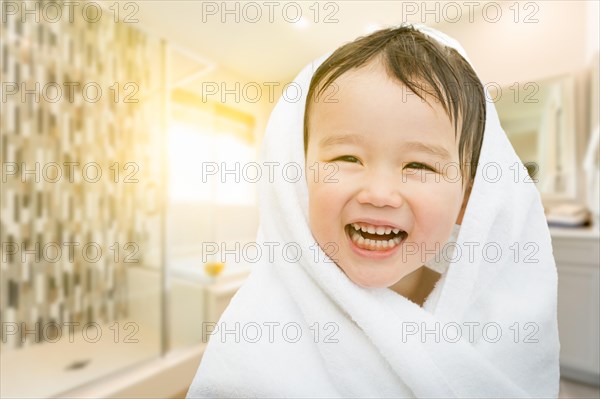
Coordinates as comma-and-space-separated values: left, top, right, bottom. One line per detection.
559, 378, 600, 398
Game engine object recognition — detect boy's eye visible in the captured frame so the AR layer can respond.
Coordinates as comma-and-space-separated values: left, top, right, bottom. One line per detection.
332, 155, 361, 164
405, 162, 436, 172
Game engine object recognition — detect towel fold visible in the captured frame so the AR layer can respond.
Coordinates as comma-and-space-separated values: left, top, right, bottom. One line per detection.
187, 23, 560, 398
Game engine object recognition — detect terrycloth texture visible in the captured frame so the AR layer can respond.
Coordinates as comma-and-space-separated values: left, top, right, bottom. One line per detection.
187, 23, 560, 398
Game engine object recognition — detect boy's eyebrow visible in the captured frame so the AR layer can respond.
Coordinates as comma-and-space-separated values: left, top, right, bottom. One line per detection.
319, 133, 365, 148
402, 141, 453, 161
319, 134, 453, 161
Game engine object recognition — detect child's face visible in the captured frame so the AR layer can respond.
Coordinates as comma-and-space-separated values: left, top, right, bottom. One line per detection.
305, 60, 468, 289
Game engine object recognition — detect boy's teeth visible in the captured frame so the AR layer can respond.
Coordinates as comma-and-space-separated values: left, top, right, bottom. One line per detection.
349, 228, 403, 251
351, 223, 403, 236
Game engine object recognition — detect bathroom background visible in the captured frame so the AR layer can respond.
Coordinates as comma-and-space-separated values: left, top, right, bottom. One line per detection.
0, 1, 598, 398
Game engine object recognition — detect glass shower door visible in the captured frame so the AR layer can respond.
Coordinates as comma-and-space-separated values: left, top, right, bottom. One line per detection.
0, 4, 166, 398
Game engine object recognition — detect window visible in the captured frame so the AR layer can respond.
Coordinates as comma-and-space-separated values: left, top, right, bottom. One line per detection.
168, 91, 257, 206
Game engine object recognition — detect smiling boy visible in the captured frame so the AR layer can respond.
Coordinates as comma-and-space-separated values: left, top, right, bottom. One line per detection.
188, 24, 560, 398
303, 26, 485, 303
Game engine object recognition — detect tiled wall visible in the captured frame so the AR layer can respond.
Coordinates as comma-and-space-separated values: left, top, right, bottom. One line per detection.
0, 1, 163, 350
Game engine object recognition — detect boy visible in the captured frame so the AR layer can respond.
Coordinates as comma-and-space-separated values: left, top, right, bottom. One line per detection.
187, 24, 559, 398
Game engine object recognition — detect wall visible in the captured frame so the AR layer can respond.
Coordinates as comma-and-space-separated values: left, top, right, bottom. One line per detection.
437, 1, 589, 85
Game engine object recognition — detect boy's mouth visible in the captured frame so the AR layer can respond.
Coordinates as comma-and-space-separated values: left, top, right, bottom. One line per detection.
345, 223, 408, 251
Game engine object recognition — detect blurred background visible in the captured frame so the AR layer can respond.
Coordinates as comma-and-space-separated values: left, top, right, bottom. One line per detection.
0, 1, 598, 398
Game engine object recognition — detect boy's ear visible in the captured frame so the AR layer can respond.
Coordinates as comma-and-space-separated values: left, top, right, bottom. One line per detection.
455, 182, 473, 225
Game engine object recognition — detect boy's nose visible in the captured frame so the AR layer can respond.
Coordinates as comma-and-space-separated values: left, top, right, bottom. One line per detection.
356, 175, 404, 208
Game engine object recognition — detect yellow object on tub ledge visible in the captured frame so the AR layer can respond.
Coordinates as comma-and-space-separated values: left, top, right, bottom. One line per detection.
204, 262, 225, 278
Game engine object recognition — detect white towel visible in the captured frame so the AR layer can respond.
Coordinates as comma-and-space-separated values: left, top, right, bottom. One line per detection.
187, 23, 560, 398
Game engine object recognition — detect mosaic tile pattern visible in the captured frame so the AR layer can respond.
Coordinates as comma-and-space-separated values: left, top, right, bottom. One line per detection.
0, 0, 163, 350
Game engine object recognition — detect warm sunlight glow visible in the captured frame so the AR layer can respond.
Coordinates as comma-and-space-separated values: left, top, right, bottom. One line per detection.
168, 122, 257, 205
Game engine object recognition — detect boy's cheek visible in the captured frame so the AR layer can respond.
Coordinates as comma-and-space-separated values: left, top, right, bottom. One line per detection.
308, 188, 340, 219
410, 184, 462, 220
306, 167, 345, 199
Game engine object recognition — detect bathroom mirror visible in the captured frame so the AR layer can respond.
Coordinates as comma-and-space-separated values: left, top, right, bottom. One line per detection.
493, 75, 577, 201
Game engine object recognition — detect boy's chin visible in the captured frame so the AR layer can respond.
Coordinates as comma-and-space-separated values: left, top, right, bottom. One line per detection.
345, 272, 402, 289
342, 265, 419, 290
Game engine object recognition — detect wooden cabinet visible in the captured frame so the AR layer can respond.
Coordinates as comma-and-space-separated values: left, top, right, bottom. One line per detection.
552, 226, 600, 385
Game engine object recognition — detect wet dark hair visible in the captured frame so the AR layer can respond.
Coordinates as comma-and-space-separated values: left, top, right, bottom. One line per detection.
303, 25, 486, 186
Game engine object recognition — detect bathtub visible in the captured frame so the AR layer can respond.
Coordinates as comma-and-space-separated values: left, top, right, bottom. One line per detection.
1, 261, 250, 399
57, 345, 205, 399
